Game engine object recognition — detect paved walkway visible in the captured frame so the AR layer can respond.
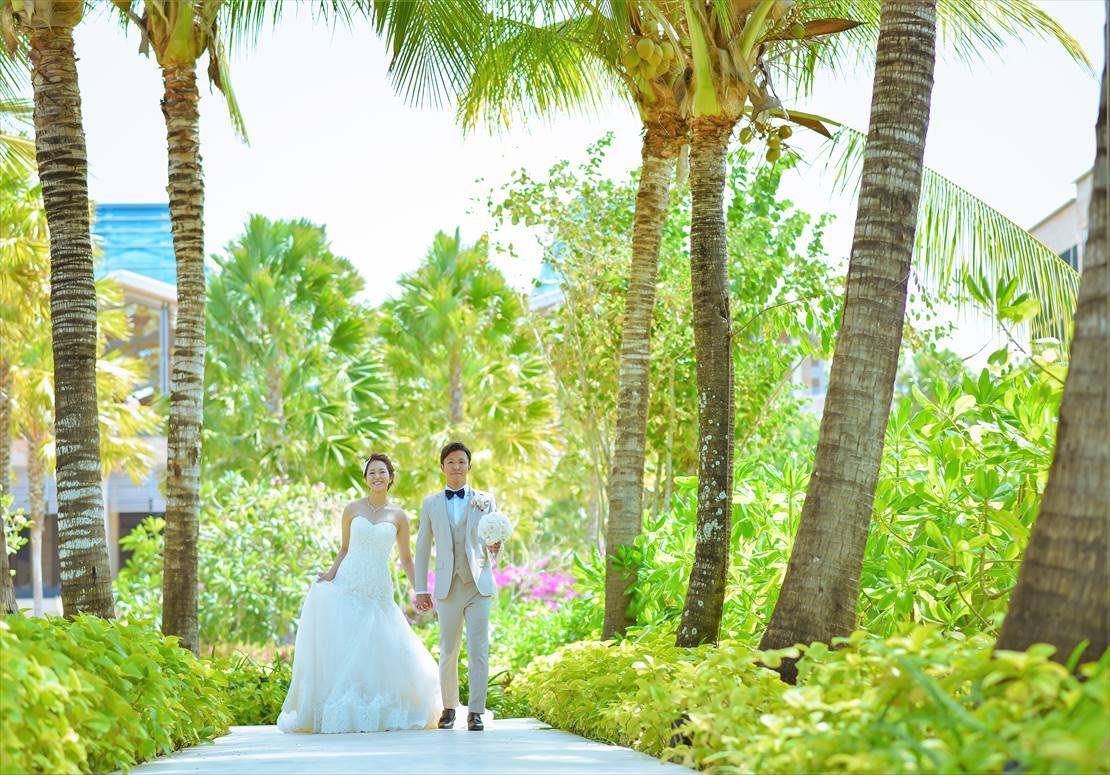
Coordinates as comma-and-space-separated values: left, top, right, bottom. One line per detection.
129, 718, 690, 774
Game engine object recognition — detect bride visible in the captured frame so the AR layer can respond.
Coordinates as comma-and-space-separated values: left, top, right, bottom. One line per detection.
277, 453, 440, 733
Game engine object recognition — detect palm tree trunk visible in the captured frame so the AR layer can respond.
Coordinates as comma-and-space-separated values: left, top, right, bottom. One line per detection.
29, 23, 114, 618
996, 40, 1108, 664
161, 62, 206, 654
0, 357, 17, 614
603, 128, 681, 639
448, 345, 463, 426
27, 440, 45, 617
759, 0, 937, 679
677, 116, 736, 648
664, 364, 675, 510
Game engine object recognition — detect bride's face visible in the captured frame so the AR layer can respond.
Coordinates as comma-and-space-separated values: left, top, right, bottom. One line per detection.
364, 462, 391, 492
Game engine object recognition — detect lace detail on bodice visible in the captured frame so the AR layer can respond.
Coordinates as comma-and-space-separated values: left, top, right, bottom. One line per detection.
332, 518, 395, 602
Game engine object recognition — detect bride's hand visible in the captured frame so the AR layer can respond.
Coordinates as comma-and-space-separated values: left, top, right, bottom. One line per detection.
317, 572, 333, 582
488, 541, 502, 554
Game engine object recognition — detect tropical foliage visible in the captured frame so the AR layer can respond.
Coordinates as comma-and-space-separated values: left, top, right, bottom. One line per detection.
491, 140, 840, 550
0, 614, 231, 774
378, 229, 559, 518
2, 0, 1105, 769
510, 625, 1110, 773
204, 216, 389, 489
114, 476, 346, 646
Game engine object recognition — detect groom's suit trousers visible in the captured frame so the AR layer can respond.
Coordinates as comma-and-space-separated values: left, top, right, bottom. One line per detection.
438, 575, 491, 713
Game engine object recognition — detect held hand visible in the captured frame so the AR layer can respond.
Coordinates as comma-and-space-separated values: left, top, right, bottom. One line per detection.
415, 593, 433, 612
317, 572, 333, 582
488, 541, 502, 554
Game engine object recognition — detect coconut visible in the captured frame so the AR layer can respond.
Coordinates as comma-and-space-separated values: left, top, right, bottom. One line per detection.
635, 37, 655, 60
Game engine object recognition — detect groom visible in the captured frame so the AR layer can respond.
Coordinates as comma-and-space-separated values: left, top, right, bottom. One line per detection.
414, 441, 502, 732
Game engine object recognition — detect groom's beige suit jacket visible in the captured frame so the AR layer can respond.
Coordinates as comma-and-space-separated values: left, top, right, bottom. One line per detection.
414, 488, 498, 599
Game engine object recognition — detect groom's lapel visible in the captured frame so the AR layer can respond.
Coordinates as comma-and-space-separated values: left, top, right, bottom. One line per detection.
464, 489, 482, 534
437, 491, 450, 534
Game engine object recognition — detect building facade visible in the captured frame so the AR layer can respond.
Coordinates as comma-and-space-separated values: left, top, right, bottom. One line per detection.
1029, 168, 1093, 272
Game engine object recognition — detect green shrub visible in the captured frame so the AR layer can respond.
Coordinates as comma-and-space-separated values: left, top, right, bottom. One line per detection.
512, 625, 1110, 774
510, 627, 709, 744
590, 359, 1061, 644
0, 614, 230, 774
115, 473, 346, 646
214, 652, 292, 726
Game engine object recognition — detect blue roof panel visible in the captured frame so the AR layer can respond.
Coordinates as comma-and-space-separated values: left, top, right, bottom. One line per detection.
92, 203, 176, 285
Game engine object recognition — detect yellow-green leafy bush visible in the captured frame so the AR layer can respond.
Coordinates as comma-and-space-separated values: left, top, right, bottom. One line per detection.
0, 614, 231, 774
511, 625, 1110, 773
215, 651, 292, 726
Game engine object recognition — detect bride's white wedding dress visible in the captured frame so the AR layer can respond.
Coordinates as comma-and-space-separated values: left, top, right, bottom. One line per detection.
277, 518, 440, 733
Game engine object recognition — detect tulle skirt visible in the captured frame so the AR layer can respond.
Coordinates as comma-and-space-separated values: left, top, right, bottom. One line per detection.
277, 580, 440, 734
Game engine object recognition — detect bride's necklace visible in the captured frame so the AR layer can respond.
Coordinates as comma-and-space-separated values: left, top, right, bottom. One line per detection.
363, 497, 389, 515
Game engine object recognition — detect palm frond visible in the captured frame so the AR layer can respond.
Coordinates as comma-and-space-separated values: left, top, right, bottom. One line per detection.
820, 124, 1080, 348
458, 7, 626, 131
778, 0, 1092, 100
221, 0, 360, 51
0, 95, 33, 175
206, 33, 249, 142
366, 0, 488, 110
0, 23, 30, 103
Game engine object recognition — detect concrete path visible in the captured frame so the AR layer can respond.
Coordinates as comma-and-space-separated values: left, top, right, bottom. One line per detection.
129, 718, 690, 774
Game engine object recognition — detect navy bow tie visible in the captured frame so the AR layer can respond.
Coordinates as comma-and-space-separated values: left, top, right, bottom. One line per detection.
445, 488, 465, 500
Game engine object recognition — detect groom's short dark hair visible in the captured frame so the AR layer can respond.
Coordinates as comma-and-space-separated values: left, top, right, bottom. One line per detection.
440, 441, 472, 464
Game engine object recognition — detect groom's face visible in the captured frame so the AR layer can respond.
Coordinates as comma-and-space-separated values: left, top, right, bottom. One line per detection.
441, 451, 470, 488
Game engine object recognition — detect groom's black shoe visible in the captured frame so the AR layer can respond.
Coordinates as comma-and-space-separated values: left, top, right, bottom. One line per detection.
437, 709, 455, 729
467, 712, 484, 731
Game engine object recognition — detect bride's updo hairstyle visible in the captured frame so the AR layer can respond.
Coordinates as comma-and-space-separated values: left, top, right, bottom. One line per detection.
362, 453, 396, 490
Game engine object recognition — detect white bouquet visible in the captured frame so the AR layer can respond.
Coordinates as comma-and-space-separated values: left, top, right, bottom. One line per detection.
477, 510, 513, 547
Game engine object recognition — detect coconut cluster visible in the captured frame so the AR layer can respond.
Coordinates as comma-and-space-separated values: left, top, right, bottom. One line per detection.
739, 122, 793, 164
621, 35, 677, 81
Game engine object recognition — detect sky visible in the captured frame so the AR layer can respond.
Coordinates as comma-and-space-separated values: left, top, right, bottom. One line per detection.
59, 0, 1107, 357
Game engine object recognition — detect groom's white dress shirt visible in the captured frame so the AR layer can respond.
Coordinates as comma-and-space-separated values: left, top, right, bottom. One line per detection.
447, 485, 470, 526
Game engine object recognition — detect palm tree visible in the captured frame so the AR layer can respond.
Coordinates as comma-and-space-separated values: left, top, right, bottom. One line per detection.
759, 0, 937, 678
672, 0, 863, 647
1, 0, 114, 618
455, 0, 843, 635
4, 184, 158, 616
10, 278, 159, 617
453, 0, 1085, 644
379, 230, 559, 517
383, 229, 521, 427
112, 0, 248, 653
458, 2, 687, 637
204, 216, 388, 490
995, 31, 1107, 666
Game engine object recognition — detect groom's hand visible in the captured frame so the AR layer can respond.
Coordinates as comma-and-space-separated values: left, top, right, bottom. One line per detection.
488, 542, 502, 554
415, 593, 433, 612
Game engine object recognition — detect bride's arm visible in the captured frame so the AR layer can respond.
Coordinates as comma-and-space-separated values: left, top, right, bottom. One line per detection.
319, 505, 354, 581
394, 513, 417, 589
